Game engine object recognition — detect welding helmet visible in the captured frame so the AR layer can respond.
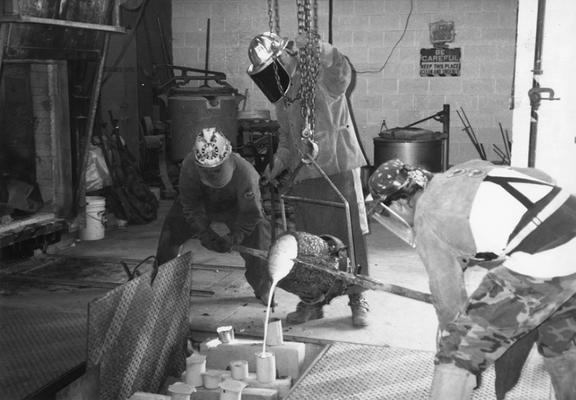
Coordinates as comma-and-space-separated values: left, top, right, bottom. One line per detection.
247, 32, 296, 103
194, 127, 234, 188
367, 159, 432, 247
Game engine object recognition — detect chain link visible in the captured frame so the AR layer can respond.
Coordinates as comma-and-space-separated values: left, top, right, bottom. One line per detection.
274, 0, 280, 35
267, 0, 280, 34
267, 0, 319, 161
296, 0, 320, 148
267, 0, 274, 33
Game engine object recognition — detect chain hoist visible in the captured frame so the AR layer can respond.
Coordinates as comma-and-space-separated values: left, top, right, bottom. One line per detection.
296, 0, 320, 163
266, 0, 320, 162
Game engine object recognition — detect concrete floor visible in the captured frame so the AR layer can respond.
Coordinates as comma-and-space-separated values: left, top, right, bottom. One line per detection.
60, 199, 438, 352
2, 199, 553, 399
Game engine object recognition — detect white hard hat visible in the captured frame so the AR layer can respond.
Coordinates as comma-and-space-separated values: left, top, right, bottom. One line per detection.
247, 32, 288, 74
193, 127, 232, 168
247, 32, 294, 103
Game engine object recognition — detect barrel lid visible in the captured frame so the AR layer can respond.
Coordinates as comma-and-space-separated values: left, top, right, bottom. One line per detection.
377, 127, 446, 142
170, 86, 237, 97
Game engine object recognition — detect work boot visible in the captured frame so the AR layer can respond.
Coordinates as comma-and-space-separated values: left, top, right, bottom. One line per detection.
348, 293, 370, 327
286, 301, 324, 325
430, 363, 476, 400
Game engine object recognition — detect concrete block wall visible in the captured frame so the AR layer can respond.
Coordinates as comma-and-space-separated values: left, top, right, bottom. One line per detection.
172, 0, 517, 167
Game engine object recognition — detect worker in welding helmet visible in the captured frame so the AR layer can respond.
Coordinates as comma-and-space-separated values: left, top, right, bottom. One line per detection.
155, 127, 273, 305
368, 158, 576, 400
247, 31, 371, 328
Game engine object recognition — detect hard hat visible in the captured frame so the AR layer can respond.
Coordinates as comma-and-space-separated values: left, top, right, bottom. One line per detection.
368, 159, 431, 248
193, 127, 232, 168
369, 159, 432, 204
247, 32, 294, 103
247, 32, 287, 74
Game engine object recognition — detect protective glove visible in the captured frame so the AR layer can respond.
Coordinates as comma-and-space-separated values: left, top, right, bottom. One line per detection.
226, 231, 246, 247
199, 228, 232, 253
261, 155, 285, 186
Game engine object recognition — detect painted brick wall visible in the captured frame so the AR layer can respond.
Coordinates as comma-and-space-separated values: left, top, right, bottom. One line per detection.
172, 0, 517, 167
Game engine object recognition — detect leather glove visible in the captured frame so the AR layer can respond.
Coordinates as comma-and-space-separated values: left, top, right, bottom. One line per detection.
226, 231, 246, 247
261, 155, 285, 186
199, 228, 232, 253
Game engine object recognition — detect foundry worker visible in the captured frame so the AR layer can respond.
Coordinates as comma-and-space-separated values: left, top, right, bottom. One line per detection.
155, 127, 273, 304
247, 32, 371, 327
368, 158, 576, 399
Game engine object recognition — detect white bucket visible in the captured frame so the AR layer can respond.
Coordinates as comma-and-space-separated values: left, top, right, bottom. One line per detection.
80, 196, 106, 241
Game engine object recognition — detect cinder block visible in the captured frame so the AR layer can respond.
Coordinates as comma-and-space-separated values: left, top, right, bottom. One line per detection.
128, 393, 170, 400
201, 338, 306, 380
174, 368, 284, 400
242, 375, 291, 399
192, 386, 278, 400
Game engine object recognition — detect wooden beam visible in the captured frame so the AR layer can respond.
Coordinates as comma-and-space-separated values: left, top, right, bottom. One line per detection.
0, 15, 127, 33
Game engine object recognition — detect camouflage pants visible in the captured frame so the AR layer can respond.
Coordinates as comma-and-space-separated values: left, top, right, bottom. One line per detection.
436, 266, 576, 373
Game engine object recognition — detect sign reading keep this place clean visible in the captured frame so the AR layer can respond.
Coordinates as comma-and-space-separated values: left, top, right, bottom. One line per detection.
420, 48, 461, 77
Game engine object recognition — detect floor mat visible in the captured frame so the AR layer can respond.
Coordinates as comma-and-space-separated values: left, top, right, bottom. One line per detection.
286, 342, 552, 400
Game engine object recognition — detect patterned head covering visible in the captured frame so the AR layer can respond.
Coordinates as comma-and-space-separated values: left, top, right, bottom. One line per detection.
193, 127, 232, 168
369, 159, 431, 203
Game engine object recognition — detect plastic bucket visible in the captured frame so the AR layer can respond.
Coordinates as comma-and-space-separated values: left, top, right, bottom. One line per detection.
80, 196, 106, 241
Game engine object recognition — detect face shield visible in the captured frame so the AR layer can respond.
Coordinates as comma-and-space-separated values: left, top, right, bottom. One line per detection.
366, 194, 416, 247
247, 32, 296, 103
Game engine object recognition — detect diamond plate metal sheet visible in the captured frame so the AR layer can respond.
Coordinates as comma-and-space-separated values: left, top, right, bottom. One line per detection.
87, 252, 194, 400
0, 306, 85, 400
286, 342, 552, 400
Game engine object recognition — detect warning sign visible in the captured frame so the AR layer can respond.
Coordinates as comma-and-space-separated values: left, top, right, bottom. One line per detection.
420, 48, 461, 77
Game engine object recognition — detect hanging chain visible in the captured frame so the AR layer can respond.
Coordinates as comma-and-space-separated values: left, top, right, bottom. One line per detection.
267, 0, 280, 34
274, 0, 280, 35
295, 0, 320, 162
267, 0, 320, 162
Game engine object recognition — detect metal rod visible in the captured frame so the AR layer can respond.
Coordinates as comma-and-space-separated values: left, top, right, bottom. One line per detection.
528, 0, 547, 167
459, 107, 486, 159
442, 104, 450, 170
204, 18, 211, 86
492, 144, 508, 163
307, 156, 356, 270
278, 156, 356, 270
456, 109, 485, 160
499, 122, 512, 160
235, 245, 432, 304
75, 33, 111, 216
281, 195, 346, 209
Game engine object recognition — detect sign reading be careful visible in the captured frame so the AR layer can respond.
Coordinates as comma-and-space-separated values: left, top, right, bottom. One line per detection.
420, 48, 461, 77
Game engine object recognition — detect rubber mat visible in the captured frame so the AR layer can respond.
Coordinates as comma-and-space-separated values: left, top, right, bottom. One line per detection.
286, 342, 552, 400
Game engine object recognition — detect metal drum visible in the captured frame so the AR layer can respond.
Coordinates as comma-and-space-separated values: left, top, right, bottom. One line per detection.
168, 86, 239, 162
373, 128, 447, 172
